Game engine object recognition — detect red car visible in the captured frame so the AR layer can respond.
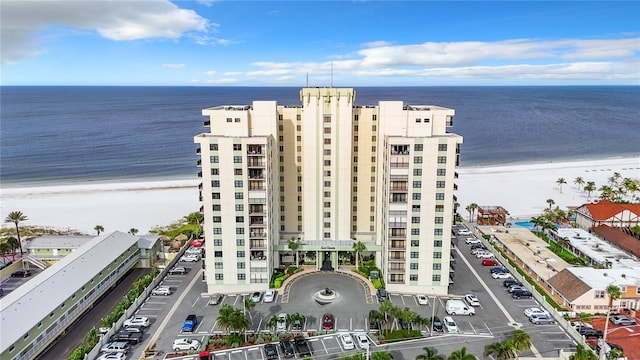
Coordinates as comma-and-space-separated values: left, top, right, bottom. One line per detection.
199, 351, 213, 360
190, 239, 204, 247
482, 258, 499, 266
322, 313, 334, 330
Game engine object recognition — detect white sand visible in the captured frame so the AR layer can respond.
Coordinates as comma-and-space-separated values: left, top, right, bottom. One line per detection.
1, 157, 638, 235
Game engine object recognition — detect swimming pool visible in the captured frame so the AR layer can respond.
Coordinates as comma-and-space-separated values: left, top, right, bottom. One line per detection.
514, 221, 534, 228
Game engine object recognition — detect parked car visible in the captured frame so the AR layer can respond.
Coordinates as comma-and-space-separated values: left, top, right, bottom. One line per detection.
465, 237, 481, 244
524, 307, 549, 317
186, 247, 203, 255
398, 318, 410, 330
355, 333, 369, 349
377, 288, 389, 301
512, 289, 533, 299
458, 229, 472, 235
471, 248, 490, 255
443, 316, 458, 333
180, 254, 200, 262
182, 314, 198, 332
97, 352, 127, 360
190, 239, 204, 247
416, 294, 429, 305
492, 272, 512, 279
110, 330, 142, 345
482, 259, 499, 266
172, 338, 201, 351
503, 279, 523, 287
100, 342, 130, 354
168, 266, 188, 275
470, 244, 487, 251
369, 310, 380, 330
464, 294, 481, 307
579, 327, 603, 338
264, 289, 276, 303
570, 321, 593, 330
151, 286, 174, 296
431, 316, 444, 332
263, 344, 278, 360
122, 324, 145, 333
198, 351, 213, 360
279, 339, 295, 358
11, 269, 32, 277
529, 314, 556, 325
291, 318, 303, 331
490, 267, 509, 274
251, 291, 262, 303
610, 315, 637, 325
476, 252, 495, 259
340, 333, 355, 350
277, 313, 288, 331
322, 313, 334, 330
508, 285, 527, 293
123, 316, 150, 328
208, 293, 224, 305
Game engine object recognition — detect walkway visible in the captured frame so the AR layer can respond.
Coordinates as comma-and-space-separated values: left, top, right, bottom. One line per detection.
280, 265, 376, 304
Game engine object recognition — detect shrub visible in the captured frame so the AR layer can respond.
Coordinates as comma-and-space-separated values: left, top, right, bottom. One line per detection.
384, 329, 423, 342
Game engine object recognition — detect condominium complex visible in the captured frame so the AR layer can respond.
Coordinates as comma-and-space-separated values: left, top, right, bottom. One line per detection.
194, 87, 462, 295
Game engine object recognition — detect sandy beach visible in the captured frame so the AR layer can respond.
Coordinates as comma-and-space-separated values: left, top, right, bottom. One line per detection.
1, 157, 638, 235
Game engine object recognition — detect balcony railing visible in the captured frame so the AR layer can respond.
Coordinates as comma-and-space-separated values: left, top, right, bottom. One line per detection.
390, 162, 409, 168
250, 232, 267, 238
247, 160, 265, 167
388, 222, 407, 228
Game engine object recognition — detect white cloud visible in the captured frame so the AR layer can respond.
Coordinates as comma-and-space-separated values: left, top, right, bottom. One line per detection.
204, 70, 217, 75
1, 0, 209, 65
223, 71, 242, 76
205, 78, 240, 84
163, 63, 186, 69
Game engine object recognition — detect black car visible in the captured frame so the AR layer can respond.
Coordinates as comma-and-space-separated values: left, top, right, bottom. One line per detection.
431, 316, 444, 332
512, 289, 533, 299
377, 288, 389, 301
470, 244, 487, 251
368, 310, 380, 330
264, 343, 278, 360
579, 328, 603, 338
503, 279, 523, 287
110, 330, 142, 344
279, 339, 295, 358
11, 269, 32, 277
291, 319, 303, 331
398, 318, 409, 330
490, 267, 508, 274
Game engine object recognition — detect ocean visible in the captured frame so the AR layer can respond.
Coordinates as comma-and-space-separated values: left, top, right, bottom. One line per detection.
1, 86, 639, 186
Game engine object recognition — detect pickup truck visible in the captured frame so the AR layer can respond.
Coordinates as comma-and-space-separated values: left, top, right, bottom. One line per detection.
182, 314, 198, 332
293, 335, 311, 356
110, 330, 143, 344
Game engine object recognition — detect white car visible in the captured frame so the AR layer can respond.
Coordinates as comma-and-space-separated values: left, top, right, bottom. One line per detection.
355, 333, 369, 349
458, 229, 472, 235
264, 289, 276, 303
151, 286, 174, 296
340, 333, 355, 350
465, 294, 481, 307
185, 247, 202, 255
492, 272, 512, 279
465, 237, 481, 244
123, 316, 150, 328
476, 252, 495, 259
97, 352, 127, 360
172, 338, 201, 351
277, 313, 287, 331
180, 254, 200, 262
443, 316, 458, 333
524, 307, 550, 317
416, 295, 429, 305
571, 321, 593, 330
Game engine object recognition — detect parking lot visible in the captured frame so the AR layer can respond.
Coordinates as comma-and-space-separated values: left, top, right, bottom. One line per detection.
119, 224, 578, 360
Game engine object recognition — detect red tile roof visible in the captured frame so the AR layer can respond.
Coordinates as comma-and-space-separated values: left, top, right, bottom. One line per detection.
583, 200, 640, 220
591, 225, 640, 258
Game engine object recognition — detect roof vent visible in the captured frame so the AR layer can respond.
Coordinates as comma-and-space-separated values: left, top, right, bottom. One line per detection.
622, 274, 626, 278
604, 273, 608, 276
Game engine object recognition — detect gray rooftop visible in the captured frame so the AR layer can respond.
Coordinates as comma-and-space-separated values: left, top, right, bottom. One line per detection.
555, 228, 639, 269
567, 267, 640, 289
138, 235, 161, 250
0, 231, 140, 352
26, 235, 93, 249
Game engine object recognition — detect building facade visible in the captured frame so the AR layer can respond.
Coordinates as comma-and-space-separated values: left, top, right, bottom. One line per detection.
194, 88, 462, 295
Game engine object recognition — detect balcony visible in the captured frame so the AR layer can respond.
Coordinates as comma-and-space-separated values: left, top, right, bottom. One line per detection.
204, 120, 210, 126
387, 265, 406, 274
247, 160, 265, 168
197, 171, 202, 178
454, 183, 458, 191
249, 205, 265, 215
196, 147, 201, 154
388, 242, 406, 250
390, 145, 410, 155
250, 231, 267, 238
249, 180, 266, 191
198, 183, 203, 190
388, 222, 407, 228
249, 217, 265, 228
390, 195, 407, 204
454, 172, 459, 179
388, 231, 406, 239
250, 241, 267, 250
247, 146, 265, 155
388, 252, 406, 261
197, 160, 202, 167
249, 169, 264, 179
390, 162, 409, 168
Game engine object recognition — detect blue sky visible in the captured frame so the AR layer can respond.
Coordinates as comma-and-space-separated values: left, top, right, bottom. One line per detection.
1, 1, 639, 86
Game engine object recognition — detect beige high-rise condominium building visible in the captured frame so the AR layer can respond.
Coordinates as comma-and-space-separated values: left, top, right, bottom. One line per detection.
194, 87, 462, 295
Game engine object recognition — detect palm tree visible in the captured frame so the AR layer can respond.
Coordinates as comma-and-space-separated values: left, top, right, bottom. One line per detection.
546, 199, 555, 209
557, 178, 567, 193
574, 177, 585, 192
94, 225, 104, 235
288, 236, 300, 266
379, 300, 394, 329
469, 203, 478, 224
510, 329, 532, 354
484, 341, 516, 360
0, 243, 11, 261
598, 185, 615, 201
556, 237, 570, 252
466, 205, 473, 222
4, 211, 28, 256
600, 284, 622, 360
622, 178, 639, 201
417, 347, 446, 360
184, 212, 204, 238
129, 228, 139, 235
265, 314, 279, 335
5, 236, 20, 260
448, 346, 476, 360
570, 344, 598, 360
372, 351, 393, 360
584, 181, 596, 201
352, 240, 366, 269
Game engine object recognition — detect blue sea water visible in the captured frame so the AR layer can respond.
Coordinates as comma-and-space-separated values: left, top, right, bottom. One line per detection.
1, 86, 639, 185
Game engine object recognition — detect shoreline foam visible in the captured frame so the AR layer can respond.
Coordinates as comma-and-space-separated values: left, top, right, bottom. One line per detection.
1, 157, 638, 235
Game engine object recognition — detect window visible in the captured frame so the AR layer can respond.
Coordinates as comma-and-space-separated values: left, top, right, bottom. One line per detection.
433, 263, 441, 270
434, 240, 442, 247
436, 181, 445, 188
410, 263, 418, 270
324, 127, 331, 134
212, 193, 220, 199
437, 168, 446, 176
416, 118, 422, 123
214, 251, 223, 257
619, 286, 627, 292
215, 274, 224, 280
211, 156, 219, 163
354, 125, 359, 131
410, 251, 419, 258
235, 192, 244, 199
414, 144, 423, 151
236, 216, 244, 223
235, 204, 244, 211
413, 181, 421, 188
234, 118, 240, 123
235, 180, 243, 188
213, 228, 222, 235
411, 240, 419, 246
373, 115, 377, 121
412, 217, 420, 223
324, 116, 331, 123
438, 144, 448, 151
237, 262, 245, 269
211, 168, 219, 175
236, 238, 244, 246
212, 180, 220, 187
236, 228, 244, 234
210, 144, 218, 151
233, 156, 242, 163
414, 156, 423, 164
410, 275, 418, 281
435, 193, 445, 200
226, 118, 232, 123
324, 212, 331, 218
233, 144, 242, 151
238, 274, 246, 280
435, 217, 443, 224
237, 251, 245, 258
595, 291, 605, 299
412, 205, 421, 212
413, 169, 422, 176
411, 228, 420, 235
324, 138, 331, 145
234, 168, 242, 175
434, 229, 443, 235
437, 156, 447, 164
215, 262, 223, 269
412, 193, 421, 200
213, 216, 221, 223
432, 274, 441, 282
354, 115, 359, 121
